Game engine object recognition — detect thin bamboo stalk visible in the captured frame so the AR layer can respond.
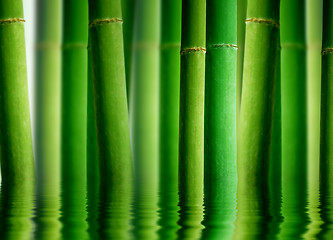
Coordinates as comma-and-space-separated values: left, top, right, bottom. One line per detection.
130, 0, 160, 238
121, 0, 135, 101
158, 0, 181, 238
0, 0, 35, 192
279, 0, 308, 238
35, 0, 61, 195
320, 2, 333, 238
304, 0, 323, 238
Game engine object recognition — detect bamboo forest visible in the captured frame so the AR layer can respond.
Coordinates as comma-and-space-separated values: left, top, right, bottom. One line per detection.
0, 0, 331, 239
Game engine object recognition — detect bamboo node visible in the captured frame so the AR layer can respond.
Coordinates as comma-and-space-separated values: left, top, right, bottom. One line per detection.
160, 43, 181, 50
89, 18, 123, 28
62, 43, 88, 49
35, 42, 61, 50
245, 18, 280, 28
321, 48, 333, 55
180, 47, 206, 55
0, 18, 25, 24
207, 44, 238, 50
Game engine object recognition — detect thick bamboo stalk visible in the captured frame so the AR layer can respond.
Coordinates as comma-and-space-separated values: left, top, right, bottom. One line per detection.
279, 0, 308, 238
236, 0, 280, 238
158, 0, 181, 238
178, 0, 206, 207
203, 0, 237, 238
35, 0, 61, 195
89, 0, 132, 196
0, 0, 35, 192
237, 0, 280, 200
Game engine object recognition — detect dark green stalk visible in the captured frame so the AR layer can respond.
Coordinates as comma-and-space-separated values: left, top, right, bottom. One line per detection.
61, 1, 88, 238
89, 0, 132, 196
179, 0, 206, 207
237, 0, 247, 120
0, 0, 35, 192
320, 2, 333, 239
35, 0, 61, 195
158, 0, 181, 238
279, 0, 308, 238
203, 0, 237, 238
121, 0, 135, 101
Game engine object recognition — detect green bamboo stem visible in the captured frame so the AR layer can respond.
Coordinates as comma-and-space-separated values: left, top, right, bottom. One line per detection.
179, 0, 206, 207
61, 0, 88, 191
237, 0, 247, 121
236, 1, 280, 238
35, 0, 61, 195
320, 1, 333, 238
158, 0, 181, 238
203, 0, 237, 238
89, 0, 132, 195
61, 1, 88, 238
237, 0, 280, 199
0, 0, 35, 192
304, 0, 323, 238
86, 38, 99, 240
121, 0, 135, 100
279, 0, 308, 238
130, 0, 160, 198
320, 0, 333, 196
204, 0, 237, 203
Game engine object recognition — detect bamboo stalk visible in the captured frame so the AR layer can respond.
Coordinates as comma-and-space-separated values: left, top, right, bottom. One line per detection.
35, 0, 61, 195
88, 0, 132, 196
236, 1, 280, 238
179, 0, 206, 207
158, 0, 181, 238
0, 0, 35, 192
320, 2, 333, 238
237, 0, 247, 121
279, 0, 308, 238
305, 0, 323, 238
61, 1, 88, 238
121, 0, 135, 101
203, 0, 237, 238
237, 0, 280, 200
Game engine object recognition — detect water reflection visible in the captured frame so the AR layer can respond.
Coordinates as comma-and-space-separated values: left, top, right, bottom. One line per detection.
0, 185, 35, 240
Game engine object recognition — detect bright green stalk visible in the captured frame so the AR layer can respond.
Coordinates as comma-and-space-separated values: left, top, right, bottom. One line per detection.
121, 0, 135, 100
203, 0, 237, 238
61, 1, 88, 238
236, 1, 280, 238
237, 0, 280, 199
89, 0, 132, 196
130, 0, 160, 238
35, 0, 61, 195
279, 0, 308, 238
320, 1, 333, 238
0, 0, 35, 192
304, 0, 323, 238
179, 0, 206, 207
237, 0, 247, 120
158, 0, 181, 238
